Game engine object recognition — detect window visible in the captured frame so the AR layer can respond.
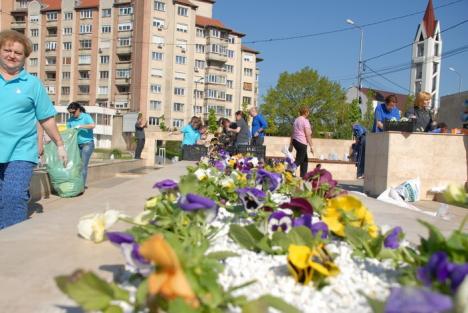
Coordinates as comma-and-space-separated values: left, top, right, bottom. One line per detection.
116, 69, 130, 78
100, 55, 110, 64
31, 29, 39, 37
46, 12, 58, 21
151, 68, 163, 77
79, 39, 92, 49
194, 90, 203, 98
29, 58, 38, 66
115, 101, 129, 109
173, 102, 184, 112
30, 15, 39, 22
174, 87, 185, 96
243, 54, 254, 62
243, 82, 253, 91
100, 71, 109, 79
63, 42, 72, 50
417, 43, 424, 57
62, 57, 71, 65
195, 60, 205, 69
152, 51, 163, 61
227, 50, 234, 58
101, 25, 111, 33
209, 43, 227, 55
434, 43, 439, 57
118, 23, 132, 31
228, 36, 235, 44
152, 36, 165, 44
78, 85, 90, 94
63, 27, 72, 35
64, 12, 73, 20
416, 63, 423, 79
150, 101, 162, 111
62, 72, 70, 80
211, 29, 220, 38
45, 41, 57, 51
193, 106, 203, 114
172, 119, 184, 128
226, 109, 232, 117
176, 40, 187, 50
175, 72, 186, 81
177, 6, 188, 16
432, 77, 437, 92
19, 0, 28, 8
45, 57, 56, 65
102, 8, 111, 17
32, 44, 39, 52
80, 9, 92, 19
244, 68, 253, 77
175, 55, 186, 65
80, 24, 92, 34
46, 85, 55, 94
226, 94, 233, 102
242, 96, 251, 105
196, 28, 205, 37
176, 23, 188, 33
153, 18, 165, 28
154, 1, 166, 11
79, 70, 90, 79
227, 80, 233, 88
79, 55, 91, 64
61, 87, 70, 95
98, 86, 108, 95
206, 89, 226, 100
151, 84, 161, 93
206, 74, 226, 84
224, 64, 234, 73
118, 37, 131, 46
119, 7, 133, 15
433, 62, 438, 74
195, 44, 205, 53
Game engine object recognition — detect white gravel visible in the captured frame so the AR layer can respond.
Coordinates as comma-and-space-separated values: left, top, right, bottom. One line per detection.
210, 208, 400, 313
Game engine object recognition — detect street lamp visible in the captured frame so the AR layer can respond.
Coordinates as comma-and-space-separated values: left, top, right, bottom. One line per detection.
448, 67, 462, 94
194, 76, 204, 116
346, 19, 364, 103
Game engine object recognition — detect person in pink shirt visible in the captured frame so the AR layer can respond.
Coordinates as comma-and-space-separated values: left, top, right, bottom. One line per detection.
289, 106, 314, 177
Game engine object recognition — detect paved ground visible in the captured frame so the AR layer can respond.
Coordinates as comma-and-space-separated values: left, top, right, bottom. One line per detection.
0, 162, 466, 313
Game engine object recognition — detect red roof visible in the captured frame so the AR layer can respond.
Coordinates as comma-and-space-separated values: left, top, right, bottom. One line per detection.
242, 45, 260, 54
361, 88, 408, 111
423, 0, 436, 38
41, 0, 61, 11
196, 15, 227, 29
174, 0, 198, 9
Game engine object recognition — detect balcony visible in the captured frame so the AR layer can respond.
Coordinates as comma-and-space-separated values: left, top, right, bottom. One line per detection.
114, 0, 132, 4
11, 20, 26, 29
76, 94, 90, 102
206, 52, 227, 63
116, 46, 132, 55
115, 77, 130, 86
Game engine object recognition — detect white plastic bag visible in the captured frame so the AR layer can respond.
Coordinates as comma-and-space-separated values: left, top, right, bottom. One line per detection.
394, 178, 421, 202
281, 145, 295, 162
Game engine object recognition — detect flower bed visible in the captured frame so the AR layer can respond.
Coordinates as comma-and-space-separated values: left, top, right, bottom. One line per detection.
58, 152, 467, 313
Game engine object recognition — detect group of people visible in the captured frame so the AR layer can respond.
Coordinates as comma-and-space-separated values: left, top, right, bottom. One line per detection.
0, 30, 95, 229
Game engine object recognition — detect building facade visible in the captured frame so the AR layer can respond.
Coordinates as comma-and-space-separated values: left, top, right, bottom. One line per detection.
2, 0, 261, 143
409, 0, 442, 110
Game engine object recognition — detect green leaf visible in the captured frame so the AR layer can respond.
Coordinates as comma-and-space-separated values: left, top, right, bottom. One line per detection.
288, 226, 316, 247
243, 295, 301, 313
242, 299, 269, 313
206, 251, 239, 260
178, 174, 200, 195
244, 224, 265, 241
361, 294, 386, 313
167, 298, 200, 313
418, 219, 446, 247
109, 283, 129, 302
135, 279, 148, 307
272, 231, 292, 252
104, 305, 124, 313
229, 224, 258, 251
55, 271, 114, 311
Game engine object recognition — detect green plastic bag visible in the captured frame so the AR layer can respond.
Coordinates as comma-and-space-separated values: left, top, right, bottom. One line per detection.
44, 128, 84, 197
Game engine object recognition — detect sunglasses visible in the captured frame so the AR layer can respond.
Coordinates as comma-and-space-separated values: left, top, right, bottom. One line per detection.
68, 110, 76, 114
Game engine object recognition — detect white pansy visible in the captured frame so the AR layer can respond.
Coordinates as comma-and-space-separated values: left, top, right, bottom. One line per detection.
249, 157, 259, 167
133, 210, 153, 225
220, 177, 235, 190
194, 168, 208, 181
199, 156, 210, 165
77, 210, 121, 243
270, 193, 290, 205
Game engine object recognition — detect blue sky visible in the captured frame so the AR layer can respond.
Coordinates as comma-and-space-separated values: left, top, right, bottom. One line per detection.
213, 0, 468, 101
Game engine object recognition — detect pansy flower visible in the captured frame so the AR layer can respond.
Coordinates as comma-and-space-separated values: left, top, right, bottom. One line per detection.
304, 164, 338, 197
153, 179, 178, 193
256, 169, 282, 192
287, 244, 339, 285
384, 226, 403, 249
280, 197, 314, 215
106, 232, 151, 275
237, 187, 266, 212
177, 193, 219, 222
139, 234, 199, 308
384, 287, 453, 313
267, 211, 293, 234
292, 214, 329, 239
285, 157, 298, 173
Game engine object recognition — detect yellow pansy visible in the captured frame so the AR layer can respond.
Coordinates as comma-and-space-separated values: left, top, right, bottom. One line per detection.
322, 195, 378, 238
274, 162, 286, 173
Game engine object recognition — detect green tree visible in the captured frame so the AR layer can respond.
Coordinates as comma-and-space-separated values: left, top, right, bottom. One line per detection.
403, 94, 415, 115
261, 67, 347, 137
334, 99, 362, 139
361, 89, 375, 130
207, 108, 218, 134
159, 115, 166, 131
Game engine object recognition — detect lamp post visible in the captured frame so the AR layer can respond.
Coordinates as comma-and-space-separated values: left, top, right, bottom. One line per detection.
194, 77, 204, 116
346, 19, 364, 103
449, 67, 462, 95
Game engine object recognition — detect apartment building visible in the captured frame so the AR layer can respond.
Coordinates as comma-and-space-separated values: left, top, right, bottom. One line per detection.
3, 0, 261, 141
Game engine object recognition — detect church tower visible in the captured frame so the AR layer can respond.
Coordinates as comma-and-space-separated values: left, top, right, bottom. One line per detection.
410, 0, 442, 110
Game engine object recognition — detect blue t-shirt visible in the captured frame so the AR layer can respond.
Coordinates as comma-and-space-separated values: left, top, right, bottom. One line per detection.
251, 114, 268, 138
0, 69, 56, 163
67, 112, 95, 144
372, 103, 401, 133
181, 124, 200, 146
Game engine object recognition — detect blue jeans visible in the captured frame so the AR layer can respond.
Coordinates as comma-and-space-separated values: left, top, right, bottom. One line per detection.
0, 161, 35, 229
79, 141, 94, 186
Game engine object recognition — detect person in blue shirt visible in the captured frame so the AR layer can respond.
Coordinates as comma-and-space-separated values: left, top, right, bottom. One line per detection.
352, 124, 367, 179
0, 30, 67, 229
372, 94, 401, 132
66, 102, 95, 187
249, 107, 268, 146
180, 116, 202, 146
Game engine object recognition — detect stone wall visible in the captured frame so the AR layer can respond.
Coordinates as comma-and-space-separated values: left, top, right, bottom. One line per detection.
364, 132, 468, 200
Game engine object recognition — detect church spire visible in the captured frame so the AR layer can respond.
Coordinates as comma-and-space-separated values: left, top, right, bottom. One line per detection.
423, 0, 436, 38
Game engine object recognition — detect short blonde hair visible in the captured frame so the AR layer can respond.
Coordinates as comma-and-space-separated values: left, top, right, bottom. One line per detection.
415, 91, 432, 108
0, 30, 32, 57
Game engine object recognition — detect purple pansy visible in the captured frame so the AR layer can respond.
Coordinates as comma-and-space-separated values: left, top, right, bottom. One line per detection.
106, 232, 151, 275
237, 187, 265, 212
153, 179, 178, 192
304, 164, 337, 190
417, 252, 451, 286
384, 287, 453, 313
292, 214, 313, 228
177, 193, 219, 222
268, 211, 293, 234
384, 226, 403, 249
292, 214, 328, 238
449, 263, 468, 291
285, 157, 297, 172
256, 169, 282, 192
310, 221, 329, 239
280, 197, 314, 215
213, 160, 226, 171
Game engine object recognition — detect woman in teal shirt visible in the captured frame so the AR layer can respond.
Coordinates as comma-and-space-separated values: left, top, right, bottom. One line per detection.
66, 102, 95, 187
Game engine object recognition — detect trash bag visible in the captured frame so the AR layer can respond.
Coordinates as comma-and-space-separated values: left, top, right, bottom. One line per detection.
43, 128, 84, 197
394, 178, 421, 202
